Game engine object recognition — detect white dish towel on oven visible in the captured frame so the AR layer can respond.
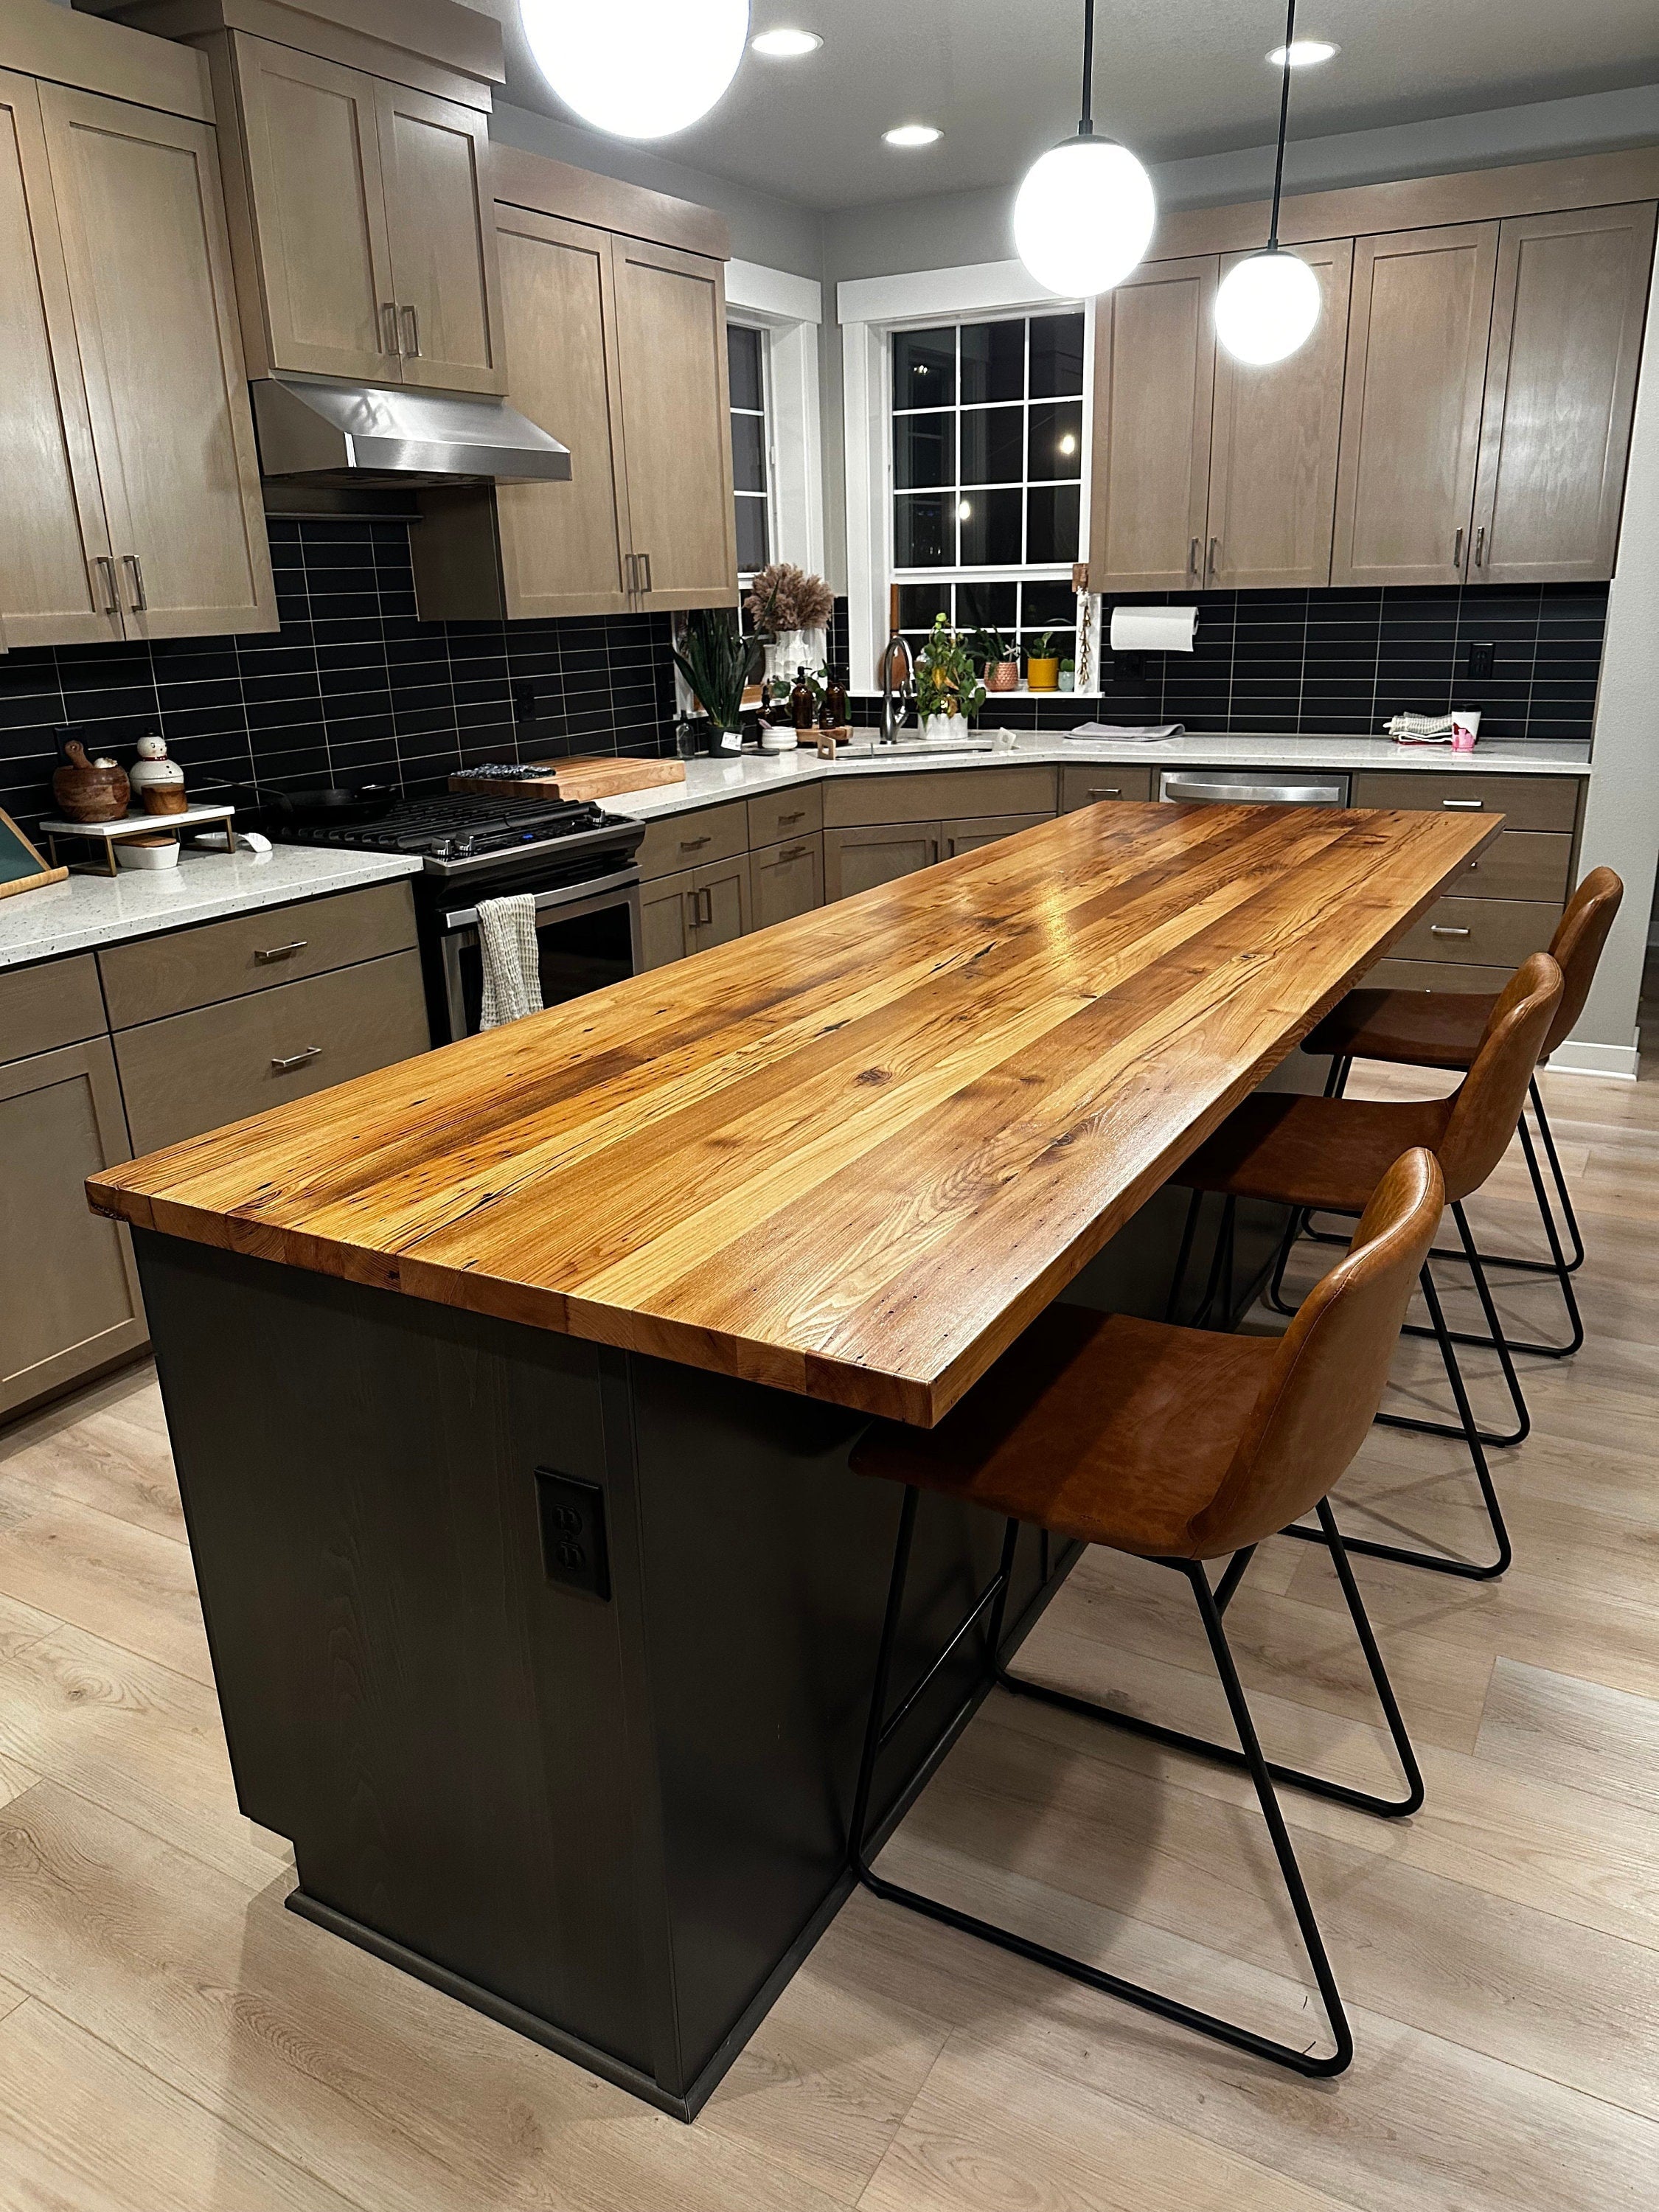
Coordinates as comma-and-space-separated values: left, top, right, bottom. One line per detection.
476, 893, 544, 1029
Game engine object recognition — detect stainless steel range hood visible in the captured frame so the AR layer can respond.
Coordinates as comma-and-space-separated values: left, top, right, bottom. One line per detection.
251, 377, 571, 487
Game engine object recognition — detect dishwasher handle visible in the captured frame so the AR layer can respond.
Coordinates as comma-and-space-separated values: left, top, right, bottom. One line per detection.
1161, 774, 1348, 807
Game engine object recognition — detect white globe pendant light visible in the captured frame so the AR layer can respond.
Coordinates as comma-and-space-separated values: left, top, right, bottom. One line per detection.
1214, 1, 1321, 364
519, 0, 750, 140
1013, 0, 1155, 298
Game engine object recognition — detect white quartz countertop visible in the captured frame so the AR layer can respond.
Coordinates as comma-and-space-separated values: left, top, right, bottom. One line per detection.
614, 729, 1593, 823
0, 845, 423, 972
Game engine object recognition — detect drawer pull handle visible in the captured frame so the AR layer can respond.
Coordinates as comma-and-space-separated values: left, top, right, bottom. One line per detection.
271, 1046, 323, 1073
1088, 786, 1123, 799
778, 809, 805, 824
1442, 799, 1483, 810
1430, 926, 1472, 939
779, 843, 811, 860
680, 833, 712, 849
254, 939, 308, 964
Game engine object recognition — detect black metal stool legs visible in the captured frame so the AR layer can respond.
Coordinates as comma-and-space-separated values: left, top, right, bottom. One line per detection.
849, 1490, 1368, 2077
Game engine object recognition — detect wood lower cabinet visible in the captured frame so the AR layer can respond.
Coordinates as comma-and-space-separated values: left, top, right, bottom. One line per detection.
941, 813, 1048, 858
1206, 240, 1352, 588
639, 855, 751, 967
640, 866, 695, 970
38, 82, 276, 640
1388, 897, 1564, 969
1470, 203, 1658, 584
1089, 255, 1217, 591
1060, 765, 1154, 808
823, 823, 938, 901
1349, 768, 1580, 832
1331, 223, 1499, 586
1, 1034, 146, 1420
751, 835, 824, 930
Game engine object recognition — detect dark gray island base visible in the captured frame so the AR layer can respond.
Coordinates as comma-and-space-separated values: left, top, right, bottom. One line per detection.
139, 1231, 1108, 2121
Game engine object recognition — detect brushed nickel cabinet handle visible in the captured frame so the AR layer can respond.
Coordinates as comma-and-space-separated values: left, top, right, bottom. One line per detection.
639, 550, 653, 594
1442, 798, 1483, 810
1430, 925, 1472, 938
254, 939, 308, 964
122, 554, 146, 613
400, 304, 420, 358
1474, 524, 1486, 568
1453, 525, 1464, 569
679, 832, 712, 850
271, 1046, 322, 1072
1207, 535, 1218, 577
1087, 785, 1123, 798
92, 555, 119, 614
1188, 536, 1199, 577
624, 552, 638, 599
930, 836, 940, 863
380, 303, 401, 356
779, 842, 811, 860
778, 808, 805, 824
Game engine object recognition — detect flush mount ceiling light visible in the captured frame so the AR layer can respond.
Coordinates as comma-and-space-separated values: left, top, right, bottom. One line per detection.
1214, 0, 1322, 363
519, 0, 750, 139
751, 26, 821, 56
885, 122, 943, 147
1267, 37, 1339, 66
1012, 0, 1155, 298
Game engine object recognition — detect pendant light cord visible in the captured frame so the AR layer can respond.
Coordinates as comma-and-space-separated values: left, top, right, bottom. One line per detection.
1267, 0, 1296, 249
1078, 0, 1096, 136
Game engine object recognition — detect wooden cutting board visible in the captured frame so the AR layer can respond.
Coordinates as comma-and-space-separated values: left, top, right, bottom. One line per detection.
448, 757, 686, 803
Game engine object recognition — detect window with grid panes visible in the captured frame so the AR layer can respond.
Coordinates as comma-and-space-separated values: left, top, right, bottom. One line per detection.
891, 312, 1085, 675
728, 324, 771, 579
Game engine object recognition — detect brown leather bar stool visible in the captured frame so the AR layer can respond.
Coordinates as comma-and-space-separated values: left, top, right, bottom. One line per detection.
1172, 953, 1562, 1580
846, 1150, 1443, 2081
1301, 867, 1624, 1359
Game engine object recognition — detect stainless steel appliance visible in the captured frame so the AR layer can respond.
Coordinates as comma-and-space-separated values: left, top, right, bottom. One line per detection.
1158, 769, 1351, 807
275, 794, 644, 1042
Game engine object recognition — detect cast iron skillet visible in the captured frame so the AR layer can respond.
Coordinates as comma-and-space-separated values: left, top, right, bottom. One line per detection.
262, 783, 398, 829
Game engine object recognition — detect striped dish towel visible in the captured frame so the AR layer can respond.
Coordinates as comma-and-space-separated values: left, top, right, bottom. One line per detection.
476, 894, 544, 1029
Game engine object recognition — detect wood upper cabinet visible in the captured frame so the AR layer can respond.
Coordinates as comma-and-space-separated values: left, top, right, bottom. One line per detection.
0, 68, 119, 646
1469, 203, 1658, 584
225, 33, 504, 395
38, 83, 276, 640
1331, 223, 1499, 586
492, 207, 632, 616
1089, 255, 1217, 591
1206, 240, 1352, 588
611, 236, 739, 608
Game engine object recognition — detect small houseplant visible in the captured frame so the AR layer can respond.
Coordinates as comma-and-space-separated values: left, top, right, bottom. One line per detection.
972, 627, 1020, 692
1025, 630, 1060, 692
1058, 655, 1076, 692
916, 615, 987, 740
672, 609, 757, 751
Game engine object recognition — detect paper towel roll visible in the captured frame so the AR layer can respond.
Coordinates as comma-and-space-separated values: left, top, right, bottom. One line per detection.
1110, 605, 1197, 653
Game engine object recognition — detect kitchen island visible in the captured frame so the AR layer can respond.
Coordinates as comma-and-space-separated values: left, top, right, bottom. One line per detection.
86, 799, 1495, 2118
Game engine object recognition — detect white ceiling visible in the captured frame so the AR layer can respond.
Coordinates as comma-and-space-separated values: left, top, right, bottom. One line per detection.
481, 0, 1659, 212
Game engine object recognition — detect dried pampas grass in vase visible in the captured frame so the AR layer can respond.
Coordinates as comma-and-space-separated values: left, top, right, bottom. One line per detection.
745, 563, 835, 691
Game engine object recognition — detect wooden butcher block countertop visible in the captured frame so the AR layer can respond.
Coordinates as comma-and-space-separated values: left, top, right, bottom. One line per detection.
87, 802, 1498, 1426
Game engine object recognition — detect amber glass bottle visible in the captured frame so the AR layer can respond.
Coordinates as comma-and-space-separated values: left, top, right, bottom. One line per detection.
789, 667, 816, 730
820, 669, 848, 730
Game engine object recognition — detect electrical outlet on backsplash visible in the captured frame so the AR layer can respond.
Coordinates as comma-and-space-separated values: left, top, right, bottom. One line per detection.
0, 519, 684, 831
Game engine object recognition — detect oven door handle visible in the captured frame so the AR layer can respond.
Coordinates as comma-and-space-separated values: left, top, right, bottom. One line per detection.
441, 865, 641, 932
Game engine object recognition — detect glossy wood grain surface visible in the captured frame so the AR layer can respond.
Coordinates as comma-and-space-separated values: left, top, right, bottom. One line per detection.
86, 804, 1496, 1425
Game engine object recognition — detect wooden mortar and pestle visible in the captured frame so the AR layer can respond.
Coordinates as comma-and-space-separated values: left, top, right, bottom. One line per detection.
52, 738, 130, 822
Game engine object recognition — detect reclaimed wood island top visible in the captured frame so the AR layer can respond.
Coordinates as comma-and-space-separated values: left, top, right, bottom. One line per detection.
87, 801, 1497, 1425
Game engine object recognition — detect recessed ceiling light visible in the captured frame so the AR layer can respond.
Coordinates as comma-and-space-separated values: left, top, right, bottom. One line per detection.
751, 27, 822, 58
1267, 38, 1339, 66
884, 122, 942, 148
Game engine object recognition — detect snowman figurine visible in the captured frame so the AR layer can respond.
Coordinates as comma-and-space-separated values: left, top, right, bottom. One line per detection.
128, 733, 187, 815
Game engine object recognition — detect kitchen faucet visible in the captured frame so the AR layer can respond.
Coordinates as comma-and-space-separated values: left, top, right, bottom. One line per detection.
877, 630, 912, 745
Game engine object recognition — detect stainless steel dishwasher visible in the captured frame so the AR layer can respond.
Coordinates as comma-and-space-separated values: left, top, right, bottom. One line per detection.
1158, 768, 1351, 807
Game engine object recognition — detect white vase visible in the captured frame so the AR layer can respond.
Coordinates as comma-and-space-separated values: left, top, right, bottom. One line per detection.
922, 712, 969, 743
764, 627, 827, 690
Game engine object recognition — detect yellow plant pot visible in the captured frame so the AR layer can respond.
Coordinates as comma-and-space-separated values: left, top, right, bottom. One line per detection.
1026, 657, 1060, 692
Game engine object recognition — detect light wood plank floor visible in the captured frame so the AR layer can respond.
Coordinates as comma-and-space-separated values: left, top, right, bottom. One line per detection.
2, 1032, 1658, 2210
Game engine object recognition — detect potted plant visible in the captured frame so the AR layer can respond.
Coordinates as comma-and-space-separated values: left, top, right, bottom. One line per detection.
971, 627, 1021, 692
672, 608, 757, 753
744, 562, 835, 690
1025, 631, 1060, 692
916, 614, 987, 740
1058, 655, 1076, 693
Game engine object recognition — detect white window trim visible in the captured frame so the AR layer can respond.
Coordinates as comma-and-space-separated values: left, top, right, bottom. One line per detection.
726, 259, 824, 580
839, 260, 1099, 697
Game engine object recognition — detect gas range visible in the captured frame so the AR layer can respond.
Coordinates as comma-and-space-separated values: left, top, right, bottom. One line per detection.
276, 793, 645, 880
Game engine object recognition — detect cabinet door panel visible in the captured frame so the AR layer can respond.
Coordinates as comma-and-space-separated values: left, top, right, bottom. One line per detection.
0, 69, 119, 646
377, 82, 504, 396
233, 36, 397, 382
1060, 765, 1153, 808
493, 209, 630, 615
1, 1036, 145, 1419
823, 824, 938, 901
689, 855, 750, 950
751, 836, 824, 931
1208, 240, 1352, 589
40, 85, 276, 639
640, 866, 694, 970
1332, 223, 1498, 585
940, 812, 1048, 858
1088, 256, 1217, 591
1470, 203, 1658, 584
613, 238, 739, 607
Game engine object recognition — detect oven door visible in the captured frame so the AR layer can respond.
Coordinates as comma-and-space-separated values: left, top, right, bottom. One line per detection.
435, 867, 642, 1041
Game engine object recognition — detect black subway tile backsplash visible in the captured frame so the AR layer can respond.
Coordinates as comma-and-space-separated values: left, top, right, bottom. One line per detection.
0, 518, 681, 830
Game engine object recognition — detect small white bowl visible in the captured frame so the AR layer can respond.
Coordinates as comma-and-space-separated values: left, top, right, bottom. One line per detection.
116, 835, 181, 872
